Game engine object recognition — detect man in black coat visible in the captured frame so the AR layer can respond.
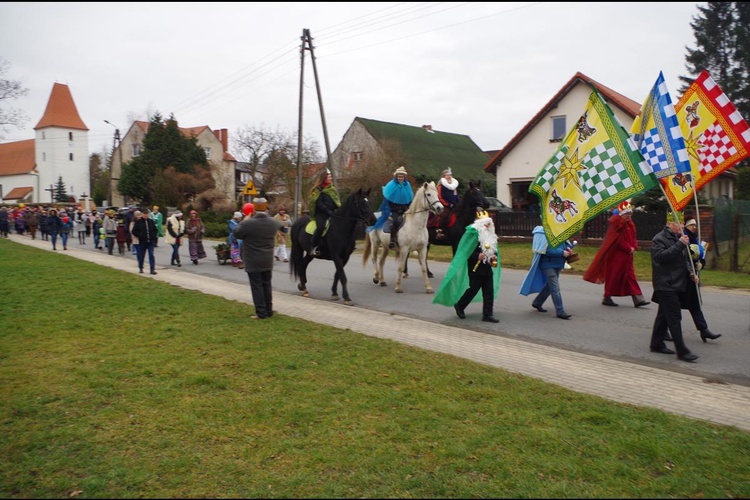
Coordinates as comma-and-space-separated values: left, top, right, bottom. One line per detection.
649, 221, 699, 362
131, 209, 159, 275
233, 198, 283, 319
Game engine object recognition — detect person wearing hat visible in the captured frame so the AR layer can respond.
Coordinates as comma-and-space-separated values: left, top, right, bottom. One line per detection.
308, 170, 341, 257
519, 219, 574, 320
273, 206, 292, 262
583, 200, 650, 308
165, 210, 186, 267
434, 167, 460, 237
227, 210, 245, 268
375, 166, 414, 249
433, 210, 501, 323
150, 205, 164, 247
682, 218, 721, 342
233, 197, 283, 319
185, 209, 207, 265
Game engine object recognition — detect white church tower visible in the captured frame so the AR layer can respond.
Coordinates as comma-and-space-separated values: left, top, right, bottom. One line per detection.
34, 83, 89, 204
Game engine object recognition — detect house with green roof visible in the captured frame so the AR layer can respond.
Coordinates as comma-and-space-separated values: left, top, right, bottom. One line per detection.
330, 117, 494, 187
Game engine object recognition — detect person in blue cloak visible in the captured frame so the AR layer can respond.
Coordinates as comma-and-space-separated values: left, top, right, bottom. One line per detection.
369, 166, 414, 249
433, 210, 501, 323
519, 223, 574, 319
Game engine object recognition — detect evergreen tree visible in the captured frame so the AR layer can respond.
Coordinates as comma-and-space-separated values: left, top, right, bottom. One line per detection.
118, 112, 211, 206
53, 176, 69, 203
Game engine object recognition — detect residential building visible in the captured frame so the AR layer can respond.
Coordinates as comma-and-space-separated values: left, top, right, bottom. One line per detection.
484, 71, 736, 211
0, 83, 89, 204
109, 122, 236, 207
330, 117, 492, 183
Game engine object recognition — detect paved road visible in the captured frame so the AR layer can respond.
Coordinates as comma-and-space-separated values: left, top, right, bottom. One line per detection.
21, 233, 750, 387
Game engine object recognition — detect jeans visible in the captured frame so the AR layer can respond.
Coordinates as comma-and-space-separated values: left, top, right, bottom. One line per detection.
49, 233, 58, 249
170, 243, 181, 264
532, 267, 565, 316
137, 242, 156, 273
60, 232, 69, 248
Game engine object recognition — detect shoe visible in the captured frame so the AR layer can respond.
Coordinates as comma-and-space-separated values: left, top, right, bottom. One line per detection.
283, 259, 288, 262
251, 315, 267, 320
650, 345, 675, 355
635, 301, 651, 308
700, 330, 722, 343
192, 260, 198, 265
454, 304, 466, 319
64, 246, 67, 250
678, 353, 699, 362
311, 246, 320, 257
275, 256, 280, 261
557, 313, 572, 320
532, 304, 547, 313
139, 268, 144, 274
177, 261, 181, 267
602, 298, 618, 307
171, 261, 176, 266
482, 316, 500, 323
150, 271, 157, 275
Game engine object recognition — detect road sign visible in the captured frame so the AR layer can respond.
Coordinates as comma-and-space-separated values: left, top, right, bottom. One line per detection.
242, 179, 258, 196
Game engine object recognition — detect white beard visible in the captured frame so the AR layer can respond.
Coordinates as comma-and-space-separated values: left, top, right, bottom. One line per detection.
440, 177, 459, 191
472, 217, 498, 263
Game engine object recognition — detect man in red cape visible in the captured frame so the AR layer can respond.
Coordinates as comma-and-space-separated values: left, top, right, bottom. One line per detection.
583, 201, 650, 308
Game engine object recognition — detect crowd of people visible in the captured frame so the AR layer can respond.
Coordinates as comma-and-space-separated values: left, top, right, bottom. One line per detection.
2, 169, 723, 363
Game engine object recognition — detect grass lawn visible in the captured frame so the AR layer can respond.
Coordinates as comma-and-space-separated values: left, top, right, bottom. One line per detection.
1, 239, 749, 498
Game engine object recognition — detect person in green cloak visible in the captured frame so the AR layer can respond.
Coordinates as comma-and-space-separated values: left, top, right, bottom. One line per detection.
308, 169, 341, 257
433, 210, 501, 323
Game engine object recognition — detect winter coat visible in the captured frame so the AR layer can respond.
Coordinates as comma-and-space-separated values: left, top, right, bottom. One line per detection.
131, 217, 159, 245
164, 215, 185, 245
234, 213, 282, 273
651, 225, 692, 293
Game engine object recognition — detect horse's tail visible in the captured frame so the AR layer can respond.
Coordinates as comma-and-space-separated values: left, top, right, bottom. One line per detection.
362, 231, 372, 268
289, 216, 308, 281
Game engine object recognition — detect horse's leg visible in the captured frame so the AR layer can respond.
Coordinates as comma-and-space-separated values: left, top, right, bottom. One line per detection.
334, 259, 353, 305
418, 246, 434, 294
394, 248, 406, 293
425, 242, 434, 278
402, 252, 409, 279
297, 254, 313, 297
370, 233, 381, 285
331, 268, 341, 301
377, 239, 388, 287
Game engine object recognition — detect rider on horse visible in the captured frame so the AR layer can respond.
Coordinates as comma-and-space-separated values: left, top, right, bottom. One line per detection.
375, 166, 413, 249
435, 167, 459, 238
309, 169, 341, 257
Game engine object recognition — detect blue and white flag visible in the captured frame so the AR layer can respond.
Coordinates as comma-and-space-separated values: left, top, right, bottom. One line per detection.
630, 71, 691, 179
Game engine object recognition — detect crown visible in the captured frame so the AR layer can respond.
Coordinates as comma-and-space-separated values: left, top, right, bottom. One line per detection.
475, 210, 490, 220
618, 201, 633, 214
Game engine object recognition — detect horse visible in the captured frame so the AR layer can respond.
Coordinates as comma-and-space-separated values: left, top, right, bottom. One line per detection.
290, 187, 377, 305
405, 180, 490, 278
362, 181, 443, 293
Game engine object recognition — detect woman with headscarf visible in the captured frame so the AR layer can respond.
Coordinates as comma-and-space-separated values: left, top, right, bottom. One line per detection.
185, 209, 207, 265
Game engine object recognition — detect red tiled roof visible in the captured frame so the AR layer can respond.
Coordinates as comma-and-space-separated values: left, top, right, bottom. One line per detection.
4, 186, 34, 200
34, 83, 88, 131
484, 72, 642, 174
130, 121, 234, 159
0, 139, 36, 175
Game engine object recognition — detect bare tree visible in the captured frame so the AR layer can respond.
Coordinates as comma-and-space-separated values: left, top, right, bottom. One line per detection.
0, 57, 29, 141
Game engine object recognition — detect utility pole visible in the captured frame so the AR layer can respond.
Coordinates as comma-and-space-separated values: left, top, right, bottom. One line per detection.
295, 28, 333, 221
104, 120, 121, 206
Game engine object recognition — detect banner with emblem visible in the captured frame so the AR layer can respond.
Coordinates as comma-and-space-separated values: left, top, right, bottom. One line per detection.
660, 70, 750, 211
530, 86, 657, 247
630, 71, 692, 179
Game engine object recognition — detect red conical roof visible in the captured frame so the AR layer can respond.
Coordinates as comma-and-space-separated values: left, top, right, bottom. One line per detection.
34, 83, 88, 131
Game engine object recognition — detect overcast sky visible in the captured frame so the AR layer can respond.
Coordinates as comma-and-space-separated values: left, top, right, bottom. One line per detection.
1, 2, 702, 159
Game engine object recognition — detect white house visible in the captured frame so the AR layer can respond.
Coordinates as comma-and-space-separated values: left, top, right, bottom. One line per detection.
0, 83, 90, 204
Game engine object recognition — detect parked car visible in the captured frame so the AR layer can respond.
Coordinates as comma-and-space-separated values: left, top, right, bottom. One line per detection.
486, 197, 512, 212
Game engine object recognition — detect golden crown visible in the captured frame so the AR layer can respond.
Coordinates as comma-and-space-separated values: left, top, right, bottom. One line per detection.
475, 210, 490, 220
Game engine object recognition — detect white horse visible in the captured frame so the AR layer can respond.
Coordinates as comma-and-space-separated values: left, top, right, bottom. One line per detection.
362, 181, 443, 293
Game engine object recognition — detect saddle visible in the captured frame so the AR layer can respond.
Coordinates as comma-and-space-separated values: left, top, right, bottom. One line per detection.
304, 219, 330, 236
427, 208, 455, 230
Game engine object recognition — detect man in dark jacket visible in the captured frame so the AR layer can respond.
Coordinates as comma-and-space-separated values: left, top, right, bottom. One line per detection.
649, 221, 699, 362
234, 197, 283, 319
131, 209, 159, 275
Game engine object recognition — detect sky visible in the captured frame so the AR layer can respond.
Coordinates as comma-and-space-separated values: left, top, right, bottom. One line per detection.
0, 2, 704, 160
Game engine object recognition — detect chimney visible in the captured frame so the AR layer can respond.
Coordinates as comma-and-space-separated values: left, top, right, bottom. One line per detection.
213, 128, 229, 152
422, 124, 433, 133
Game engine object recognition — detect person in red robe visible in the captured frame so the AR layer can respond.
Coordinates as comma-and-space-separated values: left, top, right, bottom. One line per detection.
583, 201, 650, 307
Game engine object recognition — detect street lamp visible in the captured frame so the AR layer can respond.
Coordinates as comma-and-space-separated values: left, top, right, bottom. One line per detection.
104, 120, 122, 206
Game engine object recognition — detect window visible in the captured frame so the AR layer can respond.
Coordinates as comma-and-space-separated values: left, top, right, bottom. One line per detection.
352, 151, 363, 162
132, 144, 141, 157
551, 115, 566, 142
204, 147, 211, 160
42, 132, 46, 140
69, 132, 74, 141
43, 152, 46, 161
69, 153, 74, 161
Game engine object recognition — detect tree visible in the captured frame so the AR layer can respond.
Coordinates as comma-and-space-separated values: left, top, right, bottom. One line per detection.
0, 57, 29, 142
232, 125, 322, 210
89, 152, 109, 206
53, 176, 70, 203
118, 112, 212, 207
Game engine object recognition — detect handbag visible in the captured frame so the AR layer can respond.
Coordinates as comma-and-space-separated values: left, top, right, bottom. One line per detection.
566, 251, 580, 264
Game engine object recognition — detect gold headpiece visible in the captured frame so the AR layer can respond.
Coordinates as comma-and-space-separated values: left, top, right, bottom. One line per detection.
475, 210, 490, 220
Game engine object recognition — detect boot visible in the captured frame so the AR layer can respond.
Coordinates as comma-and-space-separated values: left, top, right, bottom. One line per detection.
700, 329, 721, 342
602, 296, 618, 307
